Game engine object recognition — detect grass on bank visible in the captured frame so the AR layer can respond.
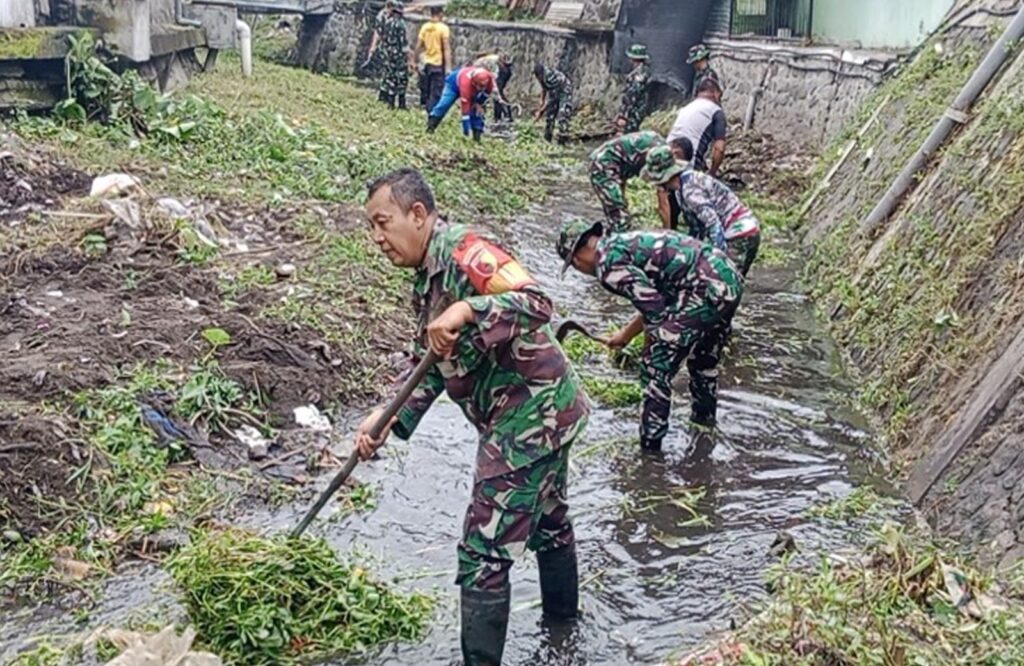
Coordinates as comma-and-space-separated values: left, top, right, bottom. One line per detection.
0, 361, 261, 600
686, 525, 1024, 665
11, 52, 562, 222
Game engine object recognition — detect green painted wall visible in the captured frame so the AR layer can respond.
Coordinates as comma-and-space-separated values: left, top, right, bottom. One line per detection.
812, 0, 954, 49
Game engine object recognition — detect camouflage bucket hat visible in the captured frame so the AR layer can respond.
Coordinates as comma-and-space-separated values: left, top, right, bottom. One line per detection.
640, 146, 685, 185
687, 43, 710, 64
556, 219, 603, 277
626, 44, 649, 60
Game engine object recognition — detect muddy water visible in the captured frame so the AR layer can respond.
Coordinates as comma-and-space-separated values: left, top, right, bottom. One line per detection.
1, 181, 902, 665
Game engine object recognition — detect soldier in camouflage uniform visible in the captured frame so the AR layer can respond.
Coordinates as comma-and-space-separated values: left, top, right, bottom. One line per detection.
377, 1, 413, 109
359, 168, 590, 665
532, 63, 574, 144
649, 142, 760, 275
588, 130, 664, 233
687, 43, 722, 99
616, 44, 651, 134
557, 218, 741, 452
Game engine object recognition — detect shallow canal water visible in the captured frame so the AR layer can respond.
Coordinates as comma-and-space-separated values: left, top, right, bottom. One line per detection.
1, 180, 902, 666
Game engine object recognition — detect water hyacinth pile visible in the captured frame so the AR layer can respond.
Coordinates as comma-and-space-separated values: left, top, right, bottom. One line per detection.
166, 529, 433, 665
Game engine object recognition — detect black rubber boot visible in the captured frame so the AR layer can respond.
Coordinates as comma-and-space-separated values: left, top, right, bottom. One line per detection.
557, 134, 569, 146
543, 127, 553, 143
461, 586, 510, 666
426, 114, 441, 133
378, 90, 389, 104
640, 437, 663, 453
472, 128, 483, 142
537, 544, 579, 619
397, 93, 407, 110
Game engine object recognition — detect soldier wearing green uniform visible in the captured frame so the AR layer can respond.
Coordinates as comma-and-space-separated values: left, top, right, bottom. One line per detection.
687, 43, 722, 98
557, 218, 741, 452
359, 168, 590, 665
377, 1, 413, 109
532, 63, 574, 144
588, 130, 664, 233
649, 142, 761, 275
616, 44, 651, 133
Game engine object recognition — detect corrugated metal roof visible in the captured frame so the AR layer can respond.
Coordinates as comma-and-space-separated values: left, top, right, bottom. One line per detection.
706, 0, 732, 35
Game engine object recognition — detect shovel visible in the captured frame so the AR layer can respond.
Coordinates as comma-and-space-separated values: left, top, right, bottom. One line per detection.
290, 349, 440, 537
556, 320, 610, 346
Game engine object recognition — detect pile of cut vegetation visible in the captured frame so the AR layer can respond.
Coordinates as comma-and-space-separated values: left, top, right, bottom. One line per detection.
167, 528, 433, 665
679, 524, 1024, 664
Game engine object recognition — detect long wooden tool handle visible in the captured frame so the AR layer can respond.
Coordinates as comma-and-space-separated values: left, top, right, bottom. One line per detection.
290, 350, 440, 538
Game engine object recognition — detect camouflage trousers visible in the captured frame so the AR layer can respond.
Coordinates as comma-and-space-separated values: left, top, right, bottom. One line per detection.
589, 164, 631, 233
378, 52, 409, 99
544, 89, 574, 142
620, 102, 647, 134
640, 297, 739, 442
457, 446, 574, 591
727, 231, 761, 277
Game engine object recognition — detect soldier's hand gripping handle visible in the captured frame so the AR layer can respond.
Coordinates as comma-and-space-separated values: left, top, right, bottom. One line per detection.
355, 349, 441, 461
426, 301, 475, 358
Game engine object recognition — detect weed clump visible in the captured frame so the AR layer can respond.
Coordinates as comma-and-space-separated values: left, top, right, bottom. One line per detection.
688, 525, 1024, 665
167, 528, 433, 665
582, 376, 643, 407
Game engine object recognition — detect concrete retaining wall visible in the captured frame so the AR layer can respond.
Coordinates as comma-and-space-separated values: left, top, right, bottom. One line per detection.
707, 37, 898, 149
296, 5, 622, 116
800, 0, 1024, 568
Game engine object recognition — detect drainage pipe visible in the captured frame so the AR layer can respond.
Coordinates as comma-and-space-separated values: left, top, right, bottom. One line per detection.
176, 0, 202, 27
236, 18, 253, 77
860, 5, 1024, 236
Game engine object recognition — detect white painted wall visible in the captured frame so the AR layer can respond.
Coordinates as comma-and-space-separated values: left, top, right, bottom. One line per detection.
0, 0, 37, 28
812, 0, 955, 49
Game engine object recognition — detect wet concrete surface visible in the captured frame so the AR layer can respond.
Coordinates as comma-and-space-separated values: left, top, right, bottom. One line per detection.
1, 179, 905, 665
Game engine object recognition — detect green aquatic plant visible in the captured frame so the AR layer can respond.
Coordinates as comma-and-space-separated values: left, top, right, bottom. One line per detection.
167, 528, 434, 665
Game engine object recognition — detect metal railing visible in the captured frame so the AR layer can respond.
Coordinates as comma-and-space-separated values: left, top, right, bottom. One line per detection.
729, 0, 813, 39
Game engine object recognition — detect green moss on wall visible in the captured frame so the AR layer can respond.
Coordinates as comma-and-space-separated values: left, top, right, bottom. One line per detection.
801, 36, 1024, 450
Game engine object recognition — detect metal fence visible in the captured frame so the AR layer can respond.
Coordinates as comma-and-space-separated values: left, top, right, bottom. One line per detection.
729, 0, 813, 39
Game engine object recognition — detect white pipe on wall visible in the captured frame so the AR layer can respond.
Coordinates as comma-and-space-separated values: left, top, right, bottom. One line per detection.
235, 18, 253, 77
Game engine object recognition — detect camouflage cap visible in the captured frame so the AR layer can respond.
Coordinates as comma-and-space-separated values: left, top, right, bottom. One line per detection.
626, 44, 649, 60
390, 0, 405, 12
686, 43, 710, 64
556, 219, 603, 276
640, 145, 685, 185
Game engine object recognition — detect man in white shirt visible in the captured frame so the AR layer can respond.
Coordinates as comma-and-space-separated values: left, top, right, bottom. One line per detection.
666, 78, 727, 177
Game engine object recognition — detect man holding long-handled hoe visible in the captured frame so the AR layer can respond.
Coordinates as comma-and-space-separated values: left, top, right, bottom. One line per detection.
356, 168, 590, 665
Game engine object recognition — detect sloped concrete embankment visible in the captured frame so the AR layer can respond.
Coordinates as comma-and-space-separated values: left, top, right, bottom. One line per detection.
294, 3, 622, 115
800, 0, 1024, 568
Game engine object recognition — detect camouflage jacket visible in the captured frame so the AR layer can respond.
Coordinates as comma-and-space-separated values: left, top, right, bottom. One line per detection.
589, 130, 664, 178
391, 221, 590, 480
595, 230, 741, 335
540, 67, 572, 96
379, 14, 408, 57
619, 63, 650, 117
675, 166, 758, 251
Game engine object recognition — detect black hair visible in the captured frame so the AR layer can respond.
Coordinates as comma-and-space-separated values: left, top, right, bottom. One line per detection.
533, 63, 545, 78
430, 6, 443, 17
696, 78, 721, 96
670, 137, 694, 162
367, 168, 436, 214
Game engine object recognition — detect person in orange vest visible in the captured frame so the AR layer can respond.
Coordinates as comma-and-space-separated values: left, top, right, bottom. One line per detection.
426, 65, 496, 141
